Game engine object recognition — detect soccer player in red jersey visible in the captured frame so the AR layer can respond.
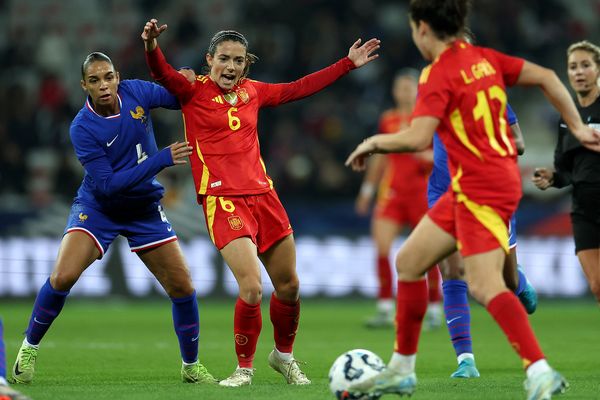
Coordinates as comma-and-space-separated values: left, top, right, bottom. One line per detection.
355, 70, 442, 329
141, 19, 380, 387
345, 1, 600, 398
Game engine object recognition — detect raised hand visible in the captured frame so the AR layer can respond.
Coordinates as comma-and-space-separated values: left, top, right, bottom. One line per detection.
168, 141, 193, 165
141, 19, 167, 51
347, 38, 381, 68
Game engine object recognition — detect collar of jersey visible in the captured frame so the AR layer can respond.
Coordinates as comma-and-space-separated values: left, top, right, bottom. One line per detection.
85, 93, 123, 119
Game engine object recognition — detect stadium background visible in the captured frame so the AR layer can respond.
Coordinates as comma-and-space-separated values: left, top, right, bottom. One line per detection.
1, 0, 600, 300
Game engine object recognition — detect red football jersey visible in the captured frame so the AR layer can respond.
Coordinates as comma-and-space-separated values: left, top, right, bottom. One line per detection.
146, 46, 355, 197
377, 110, 430, 197
413, 40, 524, 203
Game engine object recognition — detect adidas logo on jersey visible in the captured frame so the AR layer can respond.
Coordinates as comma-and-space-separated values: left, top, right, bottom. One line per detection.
212, 96, 224, 104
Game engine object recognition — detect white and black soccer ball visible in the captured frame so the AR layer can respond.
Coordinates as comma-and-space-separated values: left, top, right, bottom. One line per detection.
328, 348, 386, 400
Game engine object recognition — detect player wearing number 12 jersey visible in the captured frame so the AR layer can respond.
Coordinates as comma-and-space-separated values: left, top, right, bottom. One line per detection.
344, 1, 600, 398
142, 19, 380, 387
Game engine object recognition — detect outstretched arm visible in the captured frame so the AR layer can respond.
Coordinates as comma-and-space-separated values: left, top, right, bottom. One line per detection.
258, 38, 380, 106
83, 142, 192, 197
345, 116, 438, 171
517, 61, 600, 151
142, 18, 195, 102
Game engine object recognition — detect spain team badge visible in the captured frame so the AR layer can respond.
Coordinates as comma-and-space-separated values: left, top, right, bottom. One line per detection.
228, 216, 244, 230
236, 88, 249, 104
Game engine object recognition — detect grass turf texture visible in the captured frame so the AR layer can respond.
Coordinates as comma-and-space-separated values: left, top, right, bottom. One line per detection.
2, 299, 599, 399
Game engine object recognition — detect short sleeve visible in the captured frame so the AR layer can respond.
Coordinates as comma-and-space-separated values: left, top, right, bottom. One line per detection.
484, 48, 525, 87
412, 65, 451, 120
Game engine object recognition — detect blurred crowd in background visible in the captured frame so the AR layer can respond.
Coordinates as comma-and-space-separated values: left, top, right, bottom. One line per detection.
1, 0, 599, 237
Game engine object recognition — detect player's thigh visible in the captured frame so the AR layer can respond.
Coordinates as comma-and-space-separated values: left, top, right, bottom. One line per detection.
395, 215, 456, 281
137, 240, 193, 297
221, 236, 262, 288
260, 234, 299, 297
371, 217, 401, 254
51, 231, 101, 290
502, 247, 519, 291
463, 247, 507, 305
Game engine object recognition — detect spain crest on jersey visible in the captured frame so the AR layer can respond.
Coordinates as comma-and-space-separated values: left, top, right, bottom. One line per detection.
227, 215, 244, 230
130, 106, 147, 123
236, 88, 249, 104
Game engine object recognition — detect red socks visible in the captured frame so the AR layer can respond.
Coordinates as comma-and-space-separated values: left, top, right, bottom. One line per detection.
395, 280, 428, 354
270, 293, 300, 353
487, 291, 545, 369
377, 255, 394, 299
427, 265, 442, 303
234, 294, 301, 368
234, 297, 262, 368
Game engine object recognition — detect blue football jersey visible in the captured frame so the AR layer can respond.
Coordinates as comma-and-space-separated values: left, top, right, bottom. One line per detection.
428, 103, 519, 206
70, 79, 180, 215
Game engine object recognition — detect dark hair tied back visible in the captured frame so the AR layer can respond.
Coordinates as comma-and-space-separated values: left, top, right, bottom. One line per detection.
81, 52, 113, 78
206, 30, 258, 81
409, 0, 472, 40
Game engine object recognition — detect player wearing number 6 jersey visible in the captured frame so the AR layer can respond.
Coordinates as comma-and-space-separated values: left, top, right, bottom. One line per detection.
345, 1, 600, 398
10, 52, 216, 386
142, 19, 380, 387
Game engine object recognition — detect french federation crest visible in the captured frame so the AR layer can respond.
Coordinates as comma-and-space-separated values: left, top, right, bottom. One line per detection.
130, 106, 147, 123
228, 215, 244, 230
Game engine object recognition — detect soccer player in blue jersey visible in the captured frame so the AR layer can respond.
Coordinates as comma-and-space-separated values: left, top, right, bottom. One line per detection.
0, 319, 31, 399
428, 103, 538, 378
9, 52, 215, 385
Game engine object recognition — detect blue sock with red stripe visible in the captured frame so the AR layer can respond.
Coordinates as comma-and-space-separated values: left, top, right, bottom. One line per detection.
26, 278, 70, 345
0, 319, 6, 381
442, 280, 473, 356
171, 291, 199, 364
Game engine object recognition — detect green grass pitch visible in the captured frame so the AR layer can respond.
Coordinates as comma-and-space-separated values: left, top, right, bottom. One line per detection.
2, 299, 599, 399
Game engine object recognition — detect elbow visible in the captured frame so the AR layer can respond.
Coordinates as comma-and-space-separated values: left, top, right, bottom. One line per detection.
98, 181, 120, 197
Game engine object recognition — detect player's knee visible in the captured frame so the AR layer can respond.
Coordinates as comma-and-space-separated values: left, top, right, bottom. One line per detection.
166, 282, 195, 298
239, 280, 263, 304
50, 273, 77, 291
395, 254, 423, 281
273, 276, 299, 300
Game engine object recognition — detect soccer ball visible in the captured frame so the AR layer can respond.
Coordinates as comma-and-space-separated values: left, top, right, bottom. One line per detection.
328, 349, 386, 399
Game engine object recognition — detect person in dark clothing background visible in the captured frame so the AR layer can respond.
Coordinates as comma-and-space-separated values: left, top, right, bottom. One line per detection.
533, 40, 600, 305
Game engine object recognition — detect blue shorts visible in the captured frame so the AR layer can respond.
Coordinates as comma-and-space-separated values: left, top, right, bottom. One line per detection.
428, 183, 518, 249
64, 201, 177, 258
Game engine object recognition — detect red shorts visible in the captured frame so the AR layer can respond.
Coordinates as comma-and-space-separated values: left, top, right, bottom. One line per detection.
374, 188, 428, 228
200, 189, 292, 253
428, 189, 517, 256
